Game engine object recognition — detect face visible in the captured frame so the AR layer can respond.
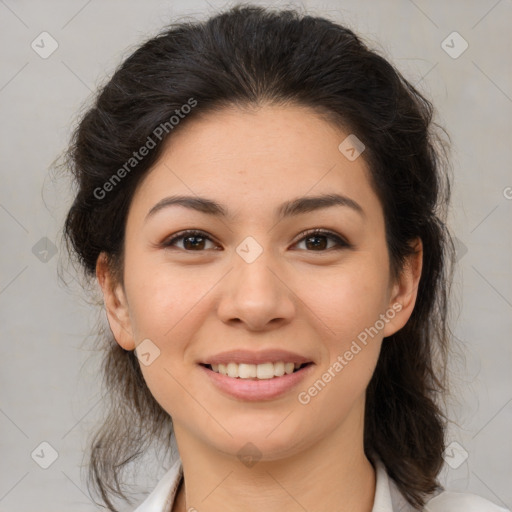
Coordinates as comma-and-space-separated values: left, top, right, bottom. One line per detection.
97, 104, 421, 462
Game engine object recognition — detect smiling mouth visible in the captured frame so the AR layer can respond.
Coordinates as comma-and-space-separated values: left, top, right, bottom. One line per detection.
200, 362, 313, 380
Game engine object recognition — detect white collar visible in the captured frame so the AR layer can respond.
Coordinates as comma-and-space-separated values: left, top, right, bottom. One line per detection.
134, 456, 508, 512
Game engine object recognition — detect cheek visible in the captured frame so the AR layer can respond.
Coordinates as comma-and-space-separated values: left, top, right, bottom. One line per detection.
123, 252, 204, 341
122, 252, 216, 385
293, 264, 387, 428
291, 253, 389, 403
294, 256, 390, 345
123, 262, 212, 418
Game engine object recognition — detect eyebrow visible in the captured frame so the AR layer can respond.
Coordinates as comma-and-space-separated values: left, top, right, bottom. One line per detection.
145, 193, 365, 223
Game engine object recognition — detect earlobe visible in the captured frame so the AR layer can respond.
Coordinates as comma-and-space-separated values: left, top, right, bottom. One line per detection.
96, 252, 136, 351
382, 238, 423, 338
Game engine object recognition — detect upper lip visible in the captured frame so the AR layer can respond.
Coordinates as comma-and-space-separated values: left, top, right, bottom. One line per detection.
200, 349, 313, 366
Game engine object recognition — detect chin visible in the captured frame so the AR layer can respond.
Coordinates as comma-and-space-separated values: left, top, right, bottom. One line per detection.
205, 420, 315, 462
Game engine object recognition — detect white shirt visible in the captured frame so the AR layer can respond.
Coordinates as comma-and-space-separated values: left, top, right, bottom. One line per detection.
134, 456, 509, 512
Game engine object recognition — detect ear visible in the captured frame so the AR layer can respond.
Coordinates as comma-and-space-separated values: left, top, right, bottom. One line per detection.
96, 252, 136, 351
382, 238, 423, 338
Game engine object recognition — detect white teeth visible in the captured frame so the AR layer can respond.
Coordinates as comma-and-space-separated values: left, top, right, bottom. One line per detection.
238, 363, 257, 378
274, 361, 285, 376
209, 361, 305, 379
256, 362, 275, 379
226, 362, 239, 378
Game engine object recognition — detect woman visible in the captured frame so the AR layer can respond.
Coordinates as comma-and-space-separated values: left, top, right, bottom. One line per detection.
61, 5, 508, 512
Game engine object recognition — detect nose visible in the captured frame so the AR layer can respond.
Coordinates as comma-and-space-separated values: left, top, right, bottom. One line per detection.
217, 246, 296, 331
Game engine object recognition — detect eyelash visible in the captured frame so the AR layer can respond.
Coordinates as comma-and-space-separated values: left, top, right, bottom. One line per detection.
162, 228, 351, 252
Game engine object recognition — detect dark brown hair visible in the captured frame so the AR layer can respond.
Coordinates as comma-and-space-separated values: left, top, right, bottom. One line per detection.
60, 4, 454, 510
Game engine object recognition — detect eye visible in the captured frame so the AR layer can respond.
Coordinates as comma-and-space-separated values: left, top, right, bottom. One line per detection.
161, 228, 350, 252
162, 230, 219, 251
293, 228, 350, 251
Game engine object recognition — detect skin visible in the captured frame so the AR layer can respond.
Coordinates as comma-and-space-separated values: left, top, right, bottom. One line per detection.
96, 103, 422, 512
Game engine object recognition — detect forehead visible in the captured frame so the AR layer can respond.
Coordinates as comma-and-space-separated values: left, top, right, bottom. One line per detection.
127, 104, 382, 225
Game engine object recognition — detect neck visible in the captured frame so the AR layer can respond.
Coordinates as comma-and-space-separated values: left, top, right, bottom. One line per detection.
172, 405, 376, 512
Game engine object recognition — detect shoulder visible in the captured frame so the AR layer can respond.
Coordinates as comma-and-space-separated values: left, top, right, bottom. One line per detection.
374, 455, 509, 512
424, 490, 510, 512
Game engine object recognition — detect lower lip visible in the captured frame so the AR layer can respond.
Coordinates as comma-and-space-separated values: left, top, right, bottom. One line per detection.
199, 364, 314, 401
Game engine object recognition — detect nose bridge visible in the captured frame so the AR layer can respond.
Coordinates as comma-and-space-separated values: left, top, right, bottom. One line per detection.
217, 236, 295, 328
235, 243, 278, 296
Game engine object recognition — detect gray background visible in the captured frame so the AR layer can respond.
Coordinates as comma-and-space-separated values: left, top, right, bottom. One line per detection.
1, 0, 511, 510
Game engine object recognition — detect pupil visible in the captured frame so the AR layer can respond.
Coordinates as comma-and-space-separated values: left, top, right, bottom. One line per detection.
306, 235, 327, 250
184, 236, 204, 250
